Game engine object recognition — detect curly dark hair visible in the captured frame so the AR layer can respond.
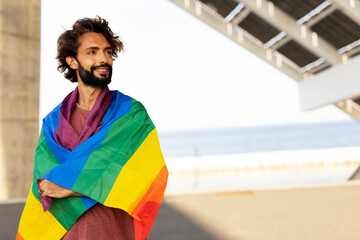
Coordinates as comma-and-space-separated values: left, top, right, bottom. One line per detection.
56, 16, 124, 82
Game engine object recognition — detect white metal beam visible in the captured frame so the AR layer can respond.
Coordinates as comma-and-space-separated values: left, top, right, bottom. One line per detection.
299, 56, 360, 110
308, 63, 331, 75
269, 35, 291, 50
237, 0, 342, 66
335, 99, 360, 122
348, 46, 360, 58
305, 5, 337, 28
169, 0, 303, 81
330, 0, 360, 26
230, 7, 251, 26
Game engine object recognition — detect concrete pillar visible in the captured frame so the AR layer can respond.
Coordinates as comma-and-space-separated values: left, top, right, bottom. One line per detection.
0, 0, 41, 199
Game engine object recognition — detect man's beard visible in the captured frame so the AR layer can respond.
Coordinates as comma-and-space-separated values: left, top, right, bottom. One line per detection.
77, 61, 112, 87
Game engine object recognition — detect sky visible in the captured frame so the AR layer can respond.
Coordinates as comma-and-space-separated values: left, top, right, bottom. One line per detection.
40, 0, 352, 133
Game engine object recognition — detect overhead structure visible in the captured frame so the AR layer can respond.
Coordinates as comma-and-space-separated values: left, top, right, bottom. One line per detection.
169, 0, 360, 120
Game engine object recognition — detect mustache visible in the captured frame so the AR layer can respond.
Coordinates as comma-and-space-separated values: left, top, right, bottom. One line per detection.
90, 63, 112, 72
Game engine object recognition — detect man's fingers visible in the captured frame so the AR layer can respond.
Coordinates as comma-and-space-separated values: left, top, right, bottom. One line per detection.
38, 180, 73, 198
41, 188, 49, 198
39, 179, 48, 188
39, 180, 51, 197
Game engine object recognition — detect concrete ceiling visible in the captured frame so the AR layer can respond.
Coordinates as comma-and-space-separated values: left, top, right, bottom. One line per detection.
169, 0, 360, 120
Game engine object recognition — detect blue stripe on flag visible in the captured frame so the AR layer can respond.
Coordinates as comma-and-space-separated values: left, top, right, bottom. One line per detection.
41, 91, 133, 190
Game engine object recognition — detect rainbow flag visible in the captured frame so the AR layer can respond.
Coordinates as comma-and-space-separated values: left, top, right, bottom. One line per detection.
16, 91, 168, 240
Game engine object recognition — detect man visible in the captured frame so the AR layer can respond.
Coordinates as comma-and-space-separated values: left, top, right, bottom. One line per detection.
16, 16, 168, 240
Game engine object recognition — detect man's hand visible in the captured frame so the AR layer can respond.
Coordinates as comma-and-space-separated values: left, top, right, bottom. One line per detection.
39, 180, 84, 198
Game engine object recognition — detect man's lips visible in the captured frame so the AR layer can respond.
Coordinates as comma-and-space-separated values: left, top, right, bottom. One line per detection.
94, 67, 108, 75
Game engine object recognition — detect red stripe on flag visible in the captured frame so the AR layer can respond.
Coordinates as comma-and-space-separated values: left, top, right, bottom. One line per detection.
132, 166, 168, 240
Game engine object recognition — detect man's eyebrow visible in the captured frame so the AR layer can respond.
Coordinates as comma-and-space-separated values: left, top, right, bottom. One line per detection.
84, 46, 100, 51
84, 46, 112, 51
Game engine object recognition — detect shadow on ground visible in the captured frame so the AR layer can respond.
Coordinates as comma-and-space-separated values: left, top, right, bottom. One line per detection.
149, 202, 220, 240
1, 201, 219, 240
0, 202, 24, 239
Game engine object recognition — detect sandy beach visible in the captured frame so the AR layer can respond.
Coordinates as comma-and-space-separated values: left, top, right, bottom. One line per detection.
165, 147, 360, 193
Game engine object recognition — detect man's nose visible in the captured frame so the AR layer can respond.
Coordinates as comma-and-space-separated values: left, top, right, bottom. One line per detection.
98, 52, 108, 63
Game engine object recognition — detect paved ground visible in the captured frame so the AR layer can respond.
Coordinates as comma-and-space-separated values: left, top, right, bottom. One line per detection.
156, 181, 360, 240
0, 201, 24, 240
3, 181, 360, 240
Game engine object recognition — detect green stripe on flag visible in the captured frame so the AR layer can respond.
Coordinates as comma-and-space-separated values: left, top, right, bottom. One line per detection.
48, 197, 88, 231
72, 101, 155, 203
31, 129, 88, 230
32, 129, 59, 202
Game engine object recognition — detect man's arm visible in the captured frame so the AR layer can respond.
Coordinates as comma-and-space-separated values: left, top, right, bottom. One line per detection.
39, 180, 85, 198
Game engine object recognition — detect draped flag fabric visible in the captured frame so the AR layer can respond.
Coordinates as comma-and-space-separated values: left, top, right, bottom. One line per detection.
16, 90, 168, 240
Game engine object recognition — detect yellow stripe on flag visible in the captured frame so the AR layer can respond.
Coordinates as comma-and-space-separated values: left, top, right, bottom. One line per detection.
104, 128, 165, 212
18, 189, 67, 240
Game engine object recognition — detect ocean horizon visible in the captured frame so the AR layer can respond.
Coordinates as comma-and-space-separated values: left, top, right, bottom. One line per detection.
158, 120, 360, 158
159, 120, 360, 192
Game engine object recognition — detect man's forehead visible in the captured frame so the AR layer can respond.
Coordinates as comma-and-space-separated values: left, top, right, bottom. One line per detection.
78, 32, 111, 48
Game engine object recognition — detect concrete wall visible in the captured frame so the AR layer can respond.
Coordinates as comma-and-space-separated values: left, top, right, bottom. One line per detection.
0, 0, 41, 199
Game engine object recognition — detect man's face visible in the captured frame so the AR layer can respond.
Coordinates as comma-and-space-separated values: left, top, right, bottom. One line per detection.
77, 60, 112, 87
75, 32, 114, 87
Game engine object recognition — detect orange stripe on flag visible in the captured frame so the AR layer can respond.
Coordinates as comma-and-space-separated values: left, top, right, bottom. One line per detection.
132, 166, 168, 240
132, 165, 168, 216
16, 232, 24, 240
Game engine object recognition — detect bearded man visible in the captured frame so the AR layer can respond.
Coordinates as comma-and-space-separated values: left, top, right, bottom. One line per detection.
16, 16, 168, 240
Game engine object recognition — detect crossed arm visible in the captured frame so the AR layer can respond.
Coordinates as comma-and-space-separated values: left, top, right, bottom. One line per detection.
39, 180, 85, 198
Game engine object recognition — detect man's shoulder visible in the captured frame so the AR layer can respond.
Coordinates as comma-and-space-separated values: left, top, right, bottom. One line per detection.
108, 90, 152, 125
110, 90, 146, 110
44, 102, 62, 120
41, 102, 62, 130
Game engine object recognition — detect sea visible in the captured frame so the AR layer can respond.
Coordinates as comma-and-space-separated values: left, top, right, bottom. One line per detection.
158, 120, 360, 193
158, 120, 360, 158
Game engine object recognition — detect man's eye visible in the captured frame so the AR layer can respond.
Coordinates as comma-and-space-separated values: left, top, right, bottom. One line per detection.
88, 51, 95, 54
107, 50, 112, 55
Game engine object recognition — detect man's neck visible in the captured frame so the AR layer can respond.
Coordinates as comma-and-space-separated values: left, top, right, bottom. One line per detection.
77, 80, 104, 110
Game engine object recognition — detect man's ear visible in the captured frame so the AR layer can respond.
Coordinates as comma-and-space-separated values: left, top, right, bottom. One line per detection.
66, 56, 78, 70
